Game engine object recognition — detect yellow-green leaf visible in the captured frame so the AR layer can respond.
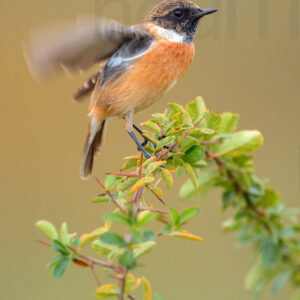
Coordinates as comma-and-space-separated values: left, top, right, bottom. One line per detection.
161, 169, 173, 189
180, 136, 198, 152
169, 103, 185, 113
95, 284, 120, 298
155, 136, 175, 151
128, 177, 154, 195
80, 227, 108, 248
133, 241, 156, 258
143, 156, 156, 168
35, 220, 58, 240
142, 121, 161, 135
60, 222, 68, 245
169, 230, 203, 242
145, 161, 166, 176
125, 273, 142, 294
142, 277, 152, 300
218, 130, 263, 157
182, 162, 197, 188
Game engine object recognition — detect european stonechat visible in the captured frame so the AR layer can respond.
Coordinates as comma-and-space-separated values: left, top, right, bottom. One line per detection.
24, 0, 217, 179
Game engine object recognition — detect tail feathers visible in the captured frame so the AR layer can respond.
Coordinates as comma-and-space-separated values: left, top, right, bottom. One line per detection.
80, 119, 106, 179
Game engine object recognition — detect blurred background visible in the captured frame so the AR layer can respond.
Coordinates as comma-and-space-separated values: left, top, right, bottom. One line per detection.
1, 0, 299, 299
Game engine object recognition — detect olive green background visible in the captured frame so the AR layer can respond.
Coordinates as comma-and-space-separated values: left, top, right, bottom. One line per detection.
1, 0, 299, 299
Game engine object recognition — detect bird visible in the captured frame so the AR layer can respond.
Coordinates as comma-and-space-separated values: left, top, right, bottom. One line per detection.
24, 0, 217, 179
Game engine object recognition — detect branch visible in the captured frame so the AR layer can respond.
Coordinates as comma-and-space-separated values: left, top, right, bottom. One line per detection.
94, 177, 126, 215
205, 149, 271, 233
119, 267, 128, 300
38, 240, 118, 271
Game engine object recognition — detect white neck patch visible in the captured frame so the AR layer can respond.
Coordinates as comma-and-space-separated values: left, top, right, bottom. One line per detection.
155, 26, 184, 43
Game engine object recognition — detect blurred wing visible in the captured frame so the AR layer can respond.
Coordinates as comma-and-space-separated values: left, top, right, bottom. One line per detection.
23, 16, 149, 80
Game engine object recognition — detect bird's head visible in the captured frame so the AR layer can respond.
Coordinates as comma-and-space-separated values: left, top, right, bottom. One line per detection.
144, 0, 217, 43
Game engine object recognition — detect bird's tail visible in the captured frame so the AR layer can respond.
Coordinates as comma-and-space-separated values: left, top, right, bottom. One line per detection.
80, 118, 106, 179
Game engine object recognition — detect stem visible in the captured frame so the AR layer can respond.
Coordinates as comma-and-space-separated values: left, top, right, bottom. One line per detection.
138, 207, 169, 215
205, 149, 271, 233
38, 240, 118, 270
147, 185, 166, 205
119, 267, 128, 300
94, 177, 126, 215
91, 263, 101, 286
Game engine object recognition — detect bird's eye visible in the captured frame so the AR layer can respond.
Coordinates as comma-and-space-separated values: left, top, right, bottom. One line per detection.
173, 9, 184, 18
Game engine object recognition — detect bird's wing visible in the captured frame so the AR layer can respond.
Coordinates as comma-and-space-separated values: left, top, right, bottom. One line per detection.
23, 16, 150, 80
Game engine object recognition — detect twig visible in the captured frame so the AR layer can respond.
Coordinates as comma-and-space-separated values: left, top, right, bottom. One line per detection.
128, 295, 137, 300
94, 176, 126, 215
181, 117, 204, 142
134, 154, 144, 207
38, 240, 118, 270
91, 263, 101, 286
106, 172, 138, 178
156, 143, 177, 161
119, 267, 128, 300
146, 185, 166, 205
138, 207, 169, 215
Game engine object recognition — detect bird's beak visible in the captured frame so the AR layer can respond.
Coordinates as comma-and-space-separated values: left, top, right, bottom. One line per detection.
194, 8, 218, 19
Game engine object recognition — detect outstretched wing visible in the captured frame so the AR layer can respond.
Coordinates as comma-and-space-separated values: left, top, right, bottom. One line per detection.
23, 16, 150, 80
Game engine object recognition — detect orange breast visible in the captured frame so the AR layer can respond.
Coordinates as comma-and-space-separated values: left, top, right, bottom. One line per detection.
92, 40, 195, 119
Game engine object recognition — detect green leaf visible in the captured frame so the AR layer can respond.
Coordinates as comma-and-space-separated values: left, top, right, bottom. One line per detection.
161, 169, 173, 189
245, 258, 275, 295
36, 220, 58, 240
179, 207, 200, 224
118, 177, 139, 192
125, 273, 141, 294
95, 284, 120, 298
137, 211, 158, 227
145, 161, 166, 176
169, 103, 185, 113
180, 136, 199, 152
218, 130, 263, 157
142, 230, 156, 242
60, 222, 68, 245
119, 251, 137, 269
51, 240, 70, 255
169, 208, 180, 226
222, 191, 236, 209
182, 162, 198, 188
142, 121, 161, 135
52, 256, 69, 279
261, 239, 282, 269
155, 136, 175, 151
99, 232, 126, 247
105, 175, 122, 190
271, 270, 292, 293
219, 112, 239, 133
133, 241, 156, 258
92, 240, 119, 256
47, 255, 63, 269
183, 145, 204, 163
129, 177, 154, 195
92, 196, 110, 203
103, 212, 129, 225
179, 170, 218, 200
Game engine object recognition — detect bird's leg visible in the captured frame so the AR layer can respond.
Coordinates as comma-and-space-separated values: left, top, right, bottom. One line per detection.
133, 124, 150, 147
125, 111, 151, 159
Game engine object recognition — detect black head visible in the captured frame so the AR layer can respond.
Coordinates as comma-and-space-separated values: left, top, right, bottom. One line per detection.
144, 0, 217, 43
